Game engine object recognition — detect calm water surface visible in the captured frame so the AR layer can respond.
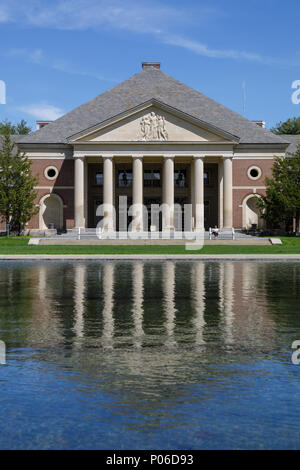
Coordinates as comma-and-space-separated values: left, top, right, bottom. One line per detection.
0, 260, 300, 449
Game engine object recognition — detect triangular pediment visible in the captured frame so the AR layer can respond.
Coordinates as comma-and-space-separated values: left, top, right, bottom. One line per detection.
68, 100, 239, 144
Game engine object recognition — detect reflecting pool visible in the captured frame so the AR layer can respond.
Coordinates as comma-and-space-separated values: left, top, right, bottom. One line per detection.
0, 260, 300, 449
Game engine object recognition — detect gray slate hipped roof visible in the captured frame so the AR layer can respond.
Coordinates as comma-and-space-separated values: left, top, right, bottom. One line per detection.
18, 67, 288, 146
278, 135, 300, 154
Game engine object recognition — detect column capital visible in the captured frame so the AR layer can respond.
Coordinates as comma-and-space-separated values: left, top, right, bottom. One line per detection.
222, 154, 233, 160
163, 154, 175, 160
73, 153, 85, 160
102, 154, 114, 161
193, 154, 205, 160
132, 154, 143, 160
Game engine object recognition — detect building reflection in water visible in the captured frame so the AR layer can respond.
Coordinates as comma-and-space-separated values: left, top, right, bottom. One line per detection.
73, 263, 86, 344
102, 263, 115, 350
191, 262, 205, 346
0, 260, 279, 354
1, 261, 300, 449
219, 262, 235, 345
132, 262, 144, 349
163, 262, 177, 348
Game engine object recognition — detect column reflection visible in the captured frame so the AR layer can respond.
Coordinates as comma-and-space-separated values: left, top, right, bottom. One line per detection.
132, 262, 144, 349
163, 262, 177, 347
219, 262, 235, 344
73, 263, 87, 345
191, 262, 206, 345
33, 264, 62, 346
102, 263, 115, 350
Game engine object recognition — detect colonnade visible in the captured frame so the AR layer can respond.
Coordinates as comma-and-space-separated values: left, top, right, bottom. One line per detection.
74, 154, 233, 230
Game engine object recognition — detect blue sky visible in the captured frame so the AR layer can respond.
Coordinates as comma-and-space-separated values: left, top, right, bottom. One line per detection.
0, 0, 300, 131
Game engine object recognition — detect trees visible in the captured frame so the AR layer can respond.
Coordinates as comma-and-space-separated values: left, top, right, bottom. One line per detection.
0, 130, 38, 235
0, 119, 32, 135
271, 117, 300, 135
15, 119, 32, 135
257, 145, 300, 231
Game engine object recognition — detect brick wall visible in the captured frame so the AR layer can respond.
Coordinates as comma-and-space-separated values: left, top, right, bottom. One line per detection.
26, 158, 75, 229
232, 158, 273, 228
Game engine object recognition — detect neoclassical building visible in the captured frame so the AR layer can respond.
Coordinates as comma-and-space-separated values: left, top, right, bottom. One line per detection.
17, 62, 292, 233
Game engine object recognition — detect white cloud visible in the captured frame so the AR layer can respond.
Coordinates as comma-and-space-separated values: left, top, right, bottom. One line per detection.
0, 5, 9, 22
0, 0, 296, 67
0, 0, 188, 33
17, 103, 64, 121
5, 47, 117, 82
160, 34, 265, 62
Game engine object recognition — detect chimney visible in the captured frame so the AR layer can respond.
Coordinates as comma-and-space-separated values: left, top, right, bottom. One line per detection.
36, 121, 52, 130
142, 62, 161, 70
252, 121, 265, 128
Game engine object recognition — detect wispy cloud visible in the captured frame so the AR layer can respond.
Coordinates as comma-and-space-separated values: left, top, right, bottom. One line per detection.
17, 103, 64, 120
158, 33, 300, 67
5, 47, 117, 82
0, 5, 9, 23
0, 0, 297, 67
7, 47, 44, 64
160, 34, 265, 62
0, 0, 191, 34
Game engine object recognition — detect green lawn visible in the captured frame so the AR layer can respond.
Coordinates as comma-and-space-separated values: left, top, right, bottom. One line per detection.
0, 236, 300, 254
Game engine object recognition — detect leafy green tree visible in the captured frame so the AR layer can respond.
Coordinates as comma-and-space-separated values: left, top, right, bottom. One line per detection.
0, 130, 38, 234
15, 119, 32, 135
0, 120, 16, 135
257, 145, 300, 231
0, 119, 32, 135
271, 117, 300, 135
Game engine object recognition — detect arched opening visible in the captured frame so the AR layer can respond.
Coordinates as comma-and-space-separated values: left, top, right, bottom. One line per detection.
39, 194, 63, 230
242, 194, 264, 230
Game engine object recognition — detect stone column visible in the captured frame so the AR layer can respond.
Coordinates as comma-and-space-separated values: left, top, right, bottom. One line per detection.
103, 155, 114, 231
132, 155, 144, 231
190, 159, 195, 230
74, 156, 85, 228
163, 155, 175, 231
218, 158, 224, 228
223, 156, 233, 228
84, 158, 88, 227
193, 155, 204, 231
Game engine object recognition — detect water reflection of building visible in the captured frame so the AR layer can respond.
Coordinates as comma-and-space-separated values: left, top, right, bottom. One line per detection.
73, 263, 86, 342
0, 261, 276, 351
132, 262, 144, 348
191, 263, 205, 345
163, 262, 176, 347
102, 263, 115, 350
0, 260, 284, 422
1, 260, 298, 435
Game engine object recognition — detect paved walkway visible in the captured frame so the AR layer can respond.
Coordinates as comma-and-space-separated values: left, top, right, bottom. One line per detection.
0, 254, 299, 260
37, 238, 270, 246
